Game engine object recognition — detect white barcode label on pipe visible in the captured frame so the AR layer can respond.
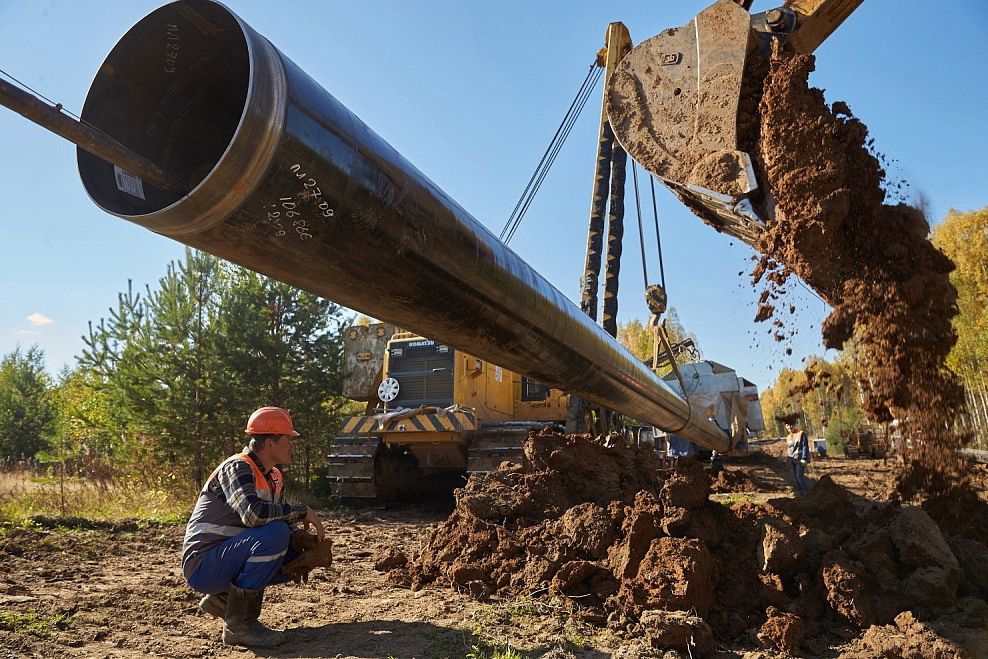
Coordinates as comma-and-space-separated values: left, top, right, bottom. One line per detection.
114, 165, 146, 200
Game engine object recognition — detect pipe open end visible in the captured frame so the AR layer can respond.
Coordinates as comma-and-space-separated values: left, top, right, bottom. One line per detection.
78, 0, 283, 234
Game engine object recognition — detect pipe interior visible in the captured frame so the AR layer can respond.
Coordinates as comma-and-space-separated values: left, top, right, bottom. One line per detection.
78, 0, 248, 215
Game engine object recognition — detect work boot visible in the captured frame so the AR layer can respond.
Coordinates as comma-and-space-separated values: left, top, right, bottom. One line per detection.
222, 584, 285, 647
198, 592, 227, 618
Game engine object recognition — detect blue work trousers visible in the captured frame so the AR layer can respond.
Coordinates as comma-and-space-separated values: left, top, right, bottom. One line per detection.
188, 521, 299, 593
790, 460, 809, 494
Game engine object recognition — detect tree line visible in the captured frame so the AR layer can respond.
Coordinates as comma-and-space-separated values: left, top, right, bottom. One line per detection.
616, 308, 699, 372
931, 207, 988, 448
0, 249, 353, 494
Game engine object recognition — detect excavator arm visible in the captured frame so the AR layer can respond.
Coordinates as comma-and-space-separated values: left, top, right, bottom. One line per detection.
785, 0, 864, 54
605, 0, 862, 248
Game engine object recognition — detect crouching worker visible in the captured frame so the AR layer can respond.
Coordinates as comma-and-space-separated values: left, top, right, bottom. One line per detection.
181, 406, 325, 647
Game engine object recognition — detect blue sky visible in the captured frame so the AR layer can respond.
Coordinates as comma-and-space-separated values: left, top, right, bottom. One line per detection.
1, 0, 987, 392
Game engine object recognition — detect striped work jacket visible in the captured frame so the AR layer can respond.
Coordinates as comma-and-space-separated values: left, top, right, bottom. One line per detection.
181, 450, 306, 582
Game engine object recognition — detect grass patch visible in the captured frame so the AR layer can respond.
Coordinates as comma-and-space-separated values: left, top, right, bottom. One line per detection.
424, 629, 472, 659
466, 640, 525, 659
473, 595, 569, 628
463, 595, 594, 659
710, 492, 776, 507
0, 609, 66, 638
502, 599, 538, 620
423, 627, 528, 659
463, 593, 622, 658
0, 469, 188, 525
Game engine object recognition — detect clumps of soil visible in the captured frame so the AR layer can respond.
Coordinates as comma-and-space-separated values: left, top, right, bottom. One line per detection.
391, 432, 988, 656
749, 45, 967, 498
708, 462, 770, 493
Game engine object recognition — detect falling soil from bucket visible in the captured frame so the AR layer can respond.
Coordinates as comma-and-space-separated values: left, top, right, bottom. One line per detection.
749, 46, 968, 498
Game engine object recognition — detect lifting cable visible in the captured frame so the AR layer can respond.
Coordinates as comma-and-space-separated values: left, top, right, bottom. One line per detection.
635, 164, 688, 389
0, 67, 81, 120
632, 162, 648, 290
500, 61, 603, 244
631, 163, 668, 296
650, 176, 667, 294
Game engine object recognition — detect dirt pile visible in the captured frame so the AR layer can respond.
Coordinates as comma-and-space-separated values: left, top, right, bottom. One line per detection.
391, 432, 988, 656
747, 46, 968, 497
709, 460, 772, 493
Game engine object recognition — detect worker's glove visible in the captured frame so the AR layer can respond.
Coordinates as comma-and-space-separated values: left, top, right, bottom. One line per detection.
800, 459, 809, 466
283, 537, 333, 585
290, 529, 318, 554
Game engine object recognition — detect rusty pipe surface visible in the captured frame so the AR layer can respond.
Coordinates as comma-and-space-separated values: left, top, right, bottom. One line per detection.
77, 0, 733, 453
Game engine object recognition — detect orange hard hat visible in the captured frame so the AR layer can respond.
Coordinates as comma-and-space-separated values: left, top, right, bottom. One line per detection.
245, 406, 300, 436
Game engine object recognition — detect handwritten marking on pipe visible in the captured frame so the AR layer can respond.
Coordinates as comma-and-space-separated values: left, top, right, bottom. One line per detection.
262, 164, 337, 241
164, 24, 180, 74
265, 209, 287, 237
289, 164, 335, 218
278, 198, 312, 240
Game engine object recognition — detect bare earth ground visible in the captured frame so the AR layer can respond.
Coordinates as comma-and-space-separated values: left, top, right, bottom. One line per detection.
1, 442, 985, 659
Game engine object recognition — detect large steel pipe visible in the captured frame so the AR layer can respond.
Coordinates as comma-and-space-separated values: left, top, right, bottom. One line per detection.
77, 0, 733, 453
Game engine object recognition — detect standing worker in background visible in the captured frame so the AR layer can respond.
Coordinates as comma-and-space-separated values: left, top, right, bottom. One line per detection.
782, 414, 810, 496
182, 406, 326, 648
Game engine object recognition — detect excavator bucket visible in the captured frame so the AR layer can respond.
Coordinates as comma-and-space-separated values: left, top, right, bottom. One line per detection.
605, 0, 862, 248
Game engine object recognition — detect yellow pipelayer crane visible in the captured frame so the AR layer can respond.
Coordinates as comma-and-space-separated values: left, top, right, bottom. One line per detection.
329, 324, 570, 499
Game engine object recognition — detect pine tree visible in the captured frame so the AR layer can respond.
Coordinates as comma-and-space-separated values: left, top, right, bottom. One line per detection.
215, 269, 350, 489
79, 249, 227, 486
0, 345, 57, 461
70, 247, 355, 491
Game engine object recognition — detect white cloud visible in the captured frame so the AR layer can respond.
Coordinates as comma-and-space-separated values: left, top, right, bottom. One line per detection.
26, 313, 53, 327
16, 329, 40, 336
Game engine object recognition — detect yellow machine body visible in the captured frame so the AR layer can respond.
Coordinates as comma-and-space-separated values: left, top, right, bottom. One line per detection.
329, 325, 569, 498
